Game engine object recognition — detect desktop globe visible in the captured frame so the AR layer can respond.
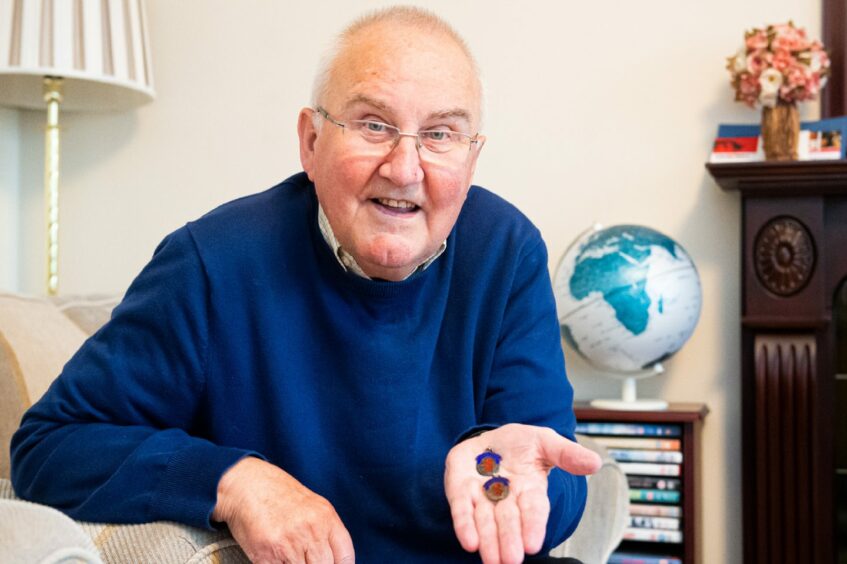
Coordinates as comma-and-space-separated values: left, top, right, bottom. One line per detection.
553, 224, 702, 410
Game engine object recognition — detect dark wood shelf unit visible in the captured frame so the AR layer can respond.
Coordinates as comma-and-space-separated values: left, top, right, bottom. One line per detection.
707, 160, 847, 564
706, 160, 847, 195
575, 402, 708, 564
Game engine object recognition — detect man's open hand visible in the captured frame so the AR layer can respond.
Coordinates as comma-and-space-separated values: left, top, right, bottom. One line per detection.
213, 457, 355, 564
444, 424, 601, 564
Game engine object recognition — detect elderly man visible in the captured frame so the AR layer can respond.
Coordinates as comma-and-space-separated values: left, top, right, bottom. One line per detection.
11, 7, 599, 564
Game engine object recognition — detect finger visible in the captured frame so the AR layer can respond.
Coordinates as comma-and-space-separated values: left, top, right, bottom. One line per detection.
448, 491, 479, 552
494, 499, 523, 564
517, 486, 551, 554
277, 549, 306, 564
306, 542, 333, 564
474, 497, 500, 564
328, 523, 356, 564
538, 431, 602, 475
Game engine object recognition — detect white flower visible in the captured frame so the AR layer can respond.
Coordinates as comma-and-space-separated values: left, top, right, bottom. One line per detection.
732, 48, 748, 73
809, 51, 823, 72
759, 68, 783, 92
758, 69, 783, 107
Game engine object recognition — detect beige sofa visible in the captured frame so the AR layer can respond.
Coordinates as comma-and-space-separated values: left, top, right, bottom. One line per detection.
0, 292, 627, 563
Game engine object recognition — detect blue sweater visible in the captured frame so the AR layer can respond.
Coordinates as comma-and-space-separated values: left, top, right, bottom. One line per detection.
11, 173, 586, 562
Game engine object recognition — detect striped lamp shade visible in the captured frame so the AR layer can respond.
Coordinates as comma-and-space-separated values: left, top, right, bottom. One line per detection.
0, 0, 154, 111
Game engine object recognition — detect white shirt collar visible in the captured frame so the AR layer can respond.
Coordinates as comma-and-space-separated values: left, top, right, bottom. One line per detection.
317, 203, 446, 280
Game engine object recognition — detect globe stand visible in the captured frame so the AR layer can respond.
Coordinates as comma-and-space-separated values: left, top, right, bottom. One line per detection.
589, 364, 669, 411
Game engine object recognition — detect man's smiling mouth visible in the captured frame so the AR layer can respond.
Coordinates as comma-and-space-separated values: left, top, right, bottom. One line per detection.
372, 198, 420, 214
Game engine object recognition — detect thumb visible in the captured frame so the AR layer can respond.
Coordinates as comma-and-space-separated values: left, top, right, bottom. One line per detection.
538, 431, 602, 475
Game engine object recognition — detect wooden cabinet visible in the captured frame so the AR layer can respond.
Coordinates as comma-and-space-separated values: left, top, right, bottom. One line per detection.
575, 402, 707, 564
707, 160, 847, 564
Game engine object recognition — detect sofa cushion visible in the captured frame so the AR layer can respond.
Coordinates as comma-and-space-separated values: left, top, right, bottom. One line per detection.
548, 434, 629, 562
0, 329, 27, 480
52, 295, 121, 336
0, 293, 93, 479
0, 479, 248, 563
0, 496, 103, 563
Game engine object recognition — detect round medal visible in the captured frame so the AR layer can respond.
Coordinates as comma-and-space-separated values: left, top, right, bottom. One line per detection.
483, 476, 510, 502
475, 449, 502, 476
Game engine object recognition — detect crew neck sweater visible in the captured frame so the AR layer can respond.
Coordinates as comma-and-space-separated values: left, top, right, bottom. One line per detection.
12, 172, 587, 562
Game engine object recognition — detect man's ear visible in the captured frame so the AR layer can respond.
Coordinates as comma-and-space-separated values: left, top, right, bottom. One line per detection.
298, 108, 318, 179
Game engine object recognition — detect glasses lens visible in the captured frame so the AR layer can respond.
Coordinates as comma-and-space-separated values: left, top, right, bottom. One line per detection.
342, 119, 476, 165
419, 130, 465, 154
351, 120, 397, 144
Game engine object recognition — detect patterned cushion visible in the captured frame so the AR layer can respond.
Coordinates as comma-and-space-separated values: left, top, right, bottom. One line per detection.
548, 434, 630, 563
0, 479, 248, 563
51, 295, 121, 336
0, 293, 92, 479
0, 495, 103, 563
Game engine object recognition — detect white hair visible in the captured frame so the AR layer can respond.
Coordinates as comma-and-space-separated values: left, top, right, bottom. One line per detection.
310, 6, 484, 129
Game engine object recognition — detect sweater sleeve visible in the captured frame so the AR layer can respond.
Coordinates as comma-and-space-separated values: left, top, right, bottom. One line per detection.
480, 236, 588, 552
10, 227, 261, 530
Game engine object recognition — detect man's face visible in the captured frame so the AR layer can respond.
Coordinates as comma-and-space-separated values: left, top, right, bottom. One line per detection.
298, 24, 484, 281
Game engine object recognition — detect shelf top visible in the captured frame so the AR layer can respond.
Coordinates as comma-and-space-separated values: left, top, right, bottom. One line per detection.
705, 160, 847, 196
574, 401, 709, 423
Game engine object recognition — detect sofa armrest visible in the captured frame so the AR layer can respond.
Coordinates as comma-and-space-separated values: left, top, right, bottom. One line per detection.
0, 497, 103, 563
548, 433, 629, 562
0, 479, 248, 563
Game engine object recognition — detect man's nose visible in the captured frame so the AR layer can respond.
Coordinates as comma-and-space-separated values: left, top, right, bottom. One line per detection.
379, 134, 424, 185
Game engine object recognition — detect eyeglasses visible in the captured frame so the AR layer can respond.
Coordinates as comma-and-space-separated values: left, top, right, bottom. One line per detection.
315, 106, 483, 164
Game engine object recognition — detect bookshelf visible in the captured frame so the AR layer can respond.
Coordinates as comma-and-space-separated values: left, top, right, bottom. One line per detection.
574, 402, 708, 564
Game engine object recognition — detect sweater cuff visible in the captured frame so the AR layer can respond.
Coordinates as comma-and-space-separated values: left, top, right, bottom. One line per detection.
151, 442, 265, 530
453, 424, 500, 445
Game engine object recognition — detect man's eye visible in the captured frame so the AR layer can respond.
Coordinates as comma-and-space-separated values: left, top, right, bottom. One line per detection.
421, 130, 451, 142
364, 121, 389, 133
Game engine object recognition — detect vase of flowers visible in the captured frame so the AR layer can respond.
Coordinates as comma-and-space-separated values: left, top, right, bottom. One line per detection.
726, 21, 830, 161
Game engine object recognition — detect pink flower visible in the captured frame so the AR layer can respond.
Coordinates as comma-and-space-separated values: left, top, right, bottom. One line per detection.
803, 74, 821, 99
771, 23, 810, 52
771, 50, 795, 72
746, 50, 772, 75
745, 30, 768, 50
786, 66, 809, 88
727, 22, 827, 107
779, 85, 797, 103
737, 73, 760, 107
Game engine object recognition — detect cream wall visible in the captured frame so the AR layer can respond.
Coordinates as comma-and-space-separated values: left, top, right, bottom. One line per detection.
0, 107, 19, 291
4, 1, 825, 562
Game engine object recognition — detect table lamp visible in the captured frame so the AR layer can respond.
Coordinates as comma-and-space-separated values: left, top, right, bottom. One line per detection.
0, 0, 154, 295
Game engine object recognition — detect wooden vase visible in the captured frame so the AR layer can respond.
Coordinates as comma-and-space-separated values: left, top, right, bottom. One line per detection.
761, 102, 800, 161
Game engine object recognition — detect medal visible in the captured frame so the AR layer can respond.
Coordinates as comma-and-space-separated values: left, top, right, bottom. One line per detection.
475, 449, 501, 476
475, 448, 509, 501
483, 476, 510, 502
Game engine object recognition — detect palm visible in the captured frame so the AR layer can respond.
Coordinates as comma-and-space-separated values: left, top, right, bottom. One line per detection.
444, 423, 600, 564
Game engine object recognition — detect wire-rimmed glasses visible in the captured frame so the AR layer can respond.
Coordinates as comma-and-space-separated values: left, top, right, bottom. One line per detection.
315, 106, 483, 165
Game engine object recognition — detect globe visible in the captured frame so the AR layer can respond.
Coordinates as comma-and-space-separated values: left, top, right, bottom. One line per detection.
553, 224, 703, 409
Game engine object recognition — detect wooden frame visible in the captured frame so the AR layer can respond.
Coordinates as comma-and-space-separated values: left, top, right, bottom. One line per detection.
823, 0, 846, 117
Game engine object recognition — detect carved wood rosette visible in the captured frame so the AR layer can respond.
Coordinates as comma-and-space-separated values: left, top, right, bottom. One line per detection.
753, 217, 816, 297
